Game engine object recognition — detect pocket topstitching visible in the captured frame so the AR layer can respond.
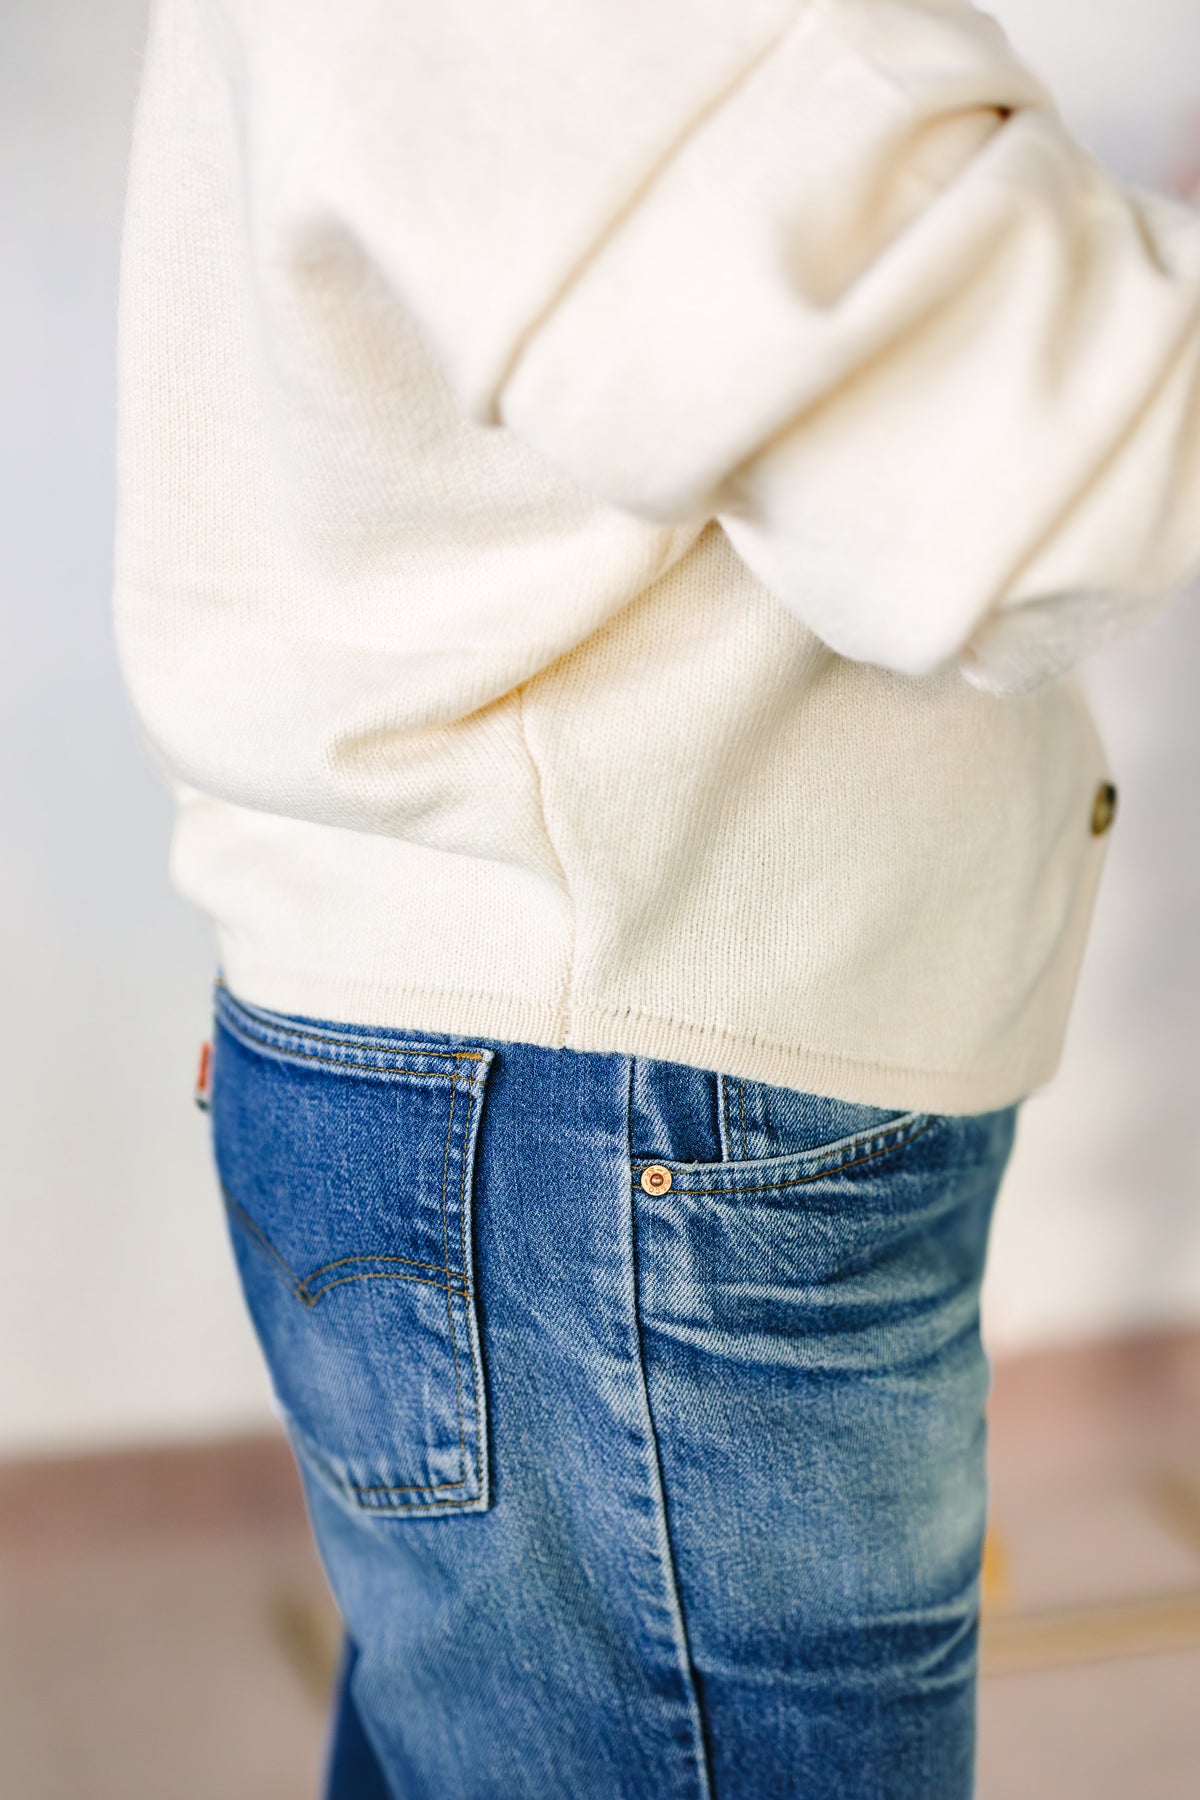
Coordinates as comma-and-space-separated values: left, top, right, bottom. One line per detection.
208, 982, 495, 1518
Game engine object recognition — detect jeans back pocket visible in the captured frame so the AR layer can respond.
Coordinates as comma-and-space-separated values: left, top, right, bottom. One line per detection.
209, 980, 494, 1517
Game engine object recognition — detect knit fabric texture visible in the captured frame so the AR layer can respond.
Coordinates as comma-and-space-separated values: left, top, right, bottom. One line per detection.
113, 0, 1200, 1111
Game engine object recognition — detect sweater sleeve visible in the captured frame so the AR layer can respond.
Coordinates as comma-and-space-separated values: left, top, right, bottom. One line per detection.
219, 0, 1200, 691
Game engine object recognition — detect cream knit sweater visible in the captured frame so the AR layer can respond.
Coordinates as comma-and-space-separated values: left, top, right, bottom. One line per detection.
114, 0, 1200, 1113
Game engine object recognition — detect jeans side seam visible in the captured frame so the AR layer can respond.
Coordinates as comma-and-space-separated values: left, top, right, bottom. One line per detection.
625, 1056, 715, 1800
716, 1073, 733, 1162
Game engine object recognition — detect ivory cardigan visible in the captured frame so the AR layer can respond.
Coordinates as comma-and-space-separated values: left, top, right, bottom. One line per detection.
113, 0, 1200, 1111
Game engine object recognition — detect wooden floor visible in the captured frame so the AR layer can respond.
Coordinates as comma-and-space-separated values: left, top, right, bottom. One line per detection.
2, 1328, 1198, 1799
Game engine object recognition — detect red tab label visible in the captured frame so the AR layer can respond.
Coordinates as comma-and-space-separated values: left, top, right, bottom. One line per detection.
194, 1039, 212, 1110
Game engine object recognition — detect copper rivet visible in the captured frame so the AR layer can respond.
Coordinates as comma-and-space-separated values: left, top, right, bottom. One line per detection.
1090, 781, 1118, 837
640, 1165, 673, 1195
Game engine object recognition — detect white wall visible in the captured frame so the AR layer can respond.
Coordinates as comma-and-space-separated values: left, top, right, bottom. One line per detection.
1, 0, 1197, 1456
975, 0, 1200, 1351
1, 0, 275, 1454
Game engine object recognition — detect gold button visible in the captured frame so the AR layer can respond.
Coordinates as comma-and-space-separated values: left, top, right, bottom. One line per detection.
640, 1165, 673, 1195
1090, 781, 1118, 837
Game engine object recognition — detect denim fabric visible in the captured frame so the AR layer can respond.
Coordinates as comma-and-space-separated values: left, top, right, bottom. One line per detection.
208, 975, 1019, 1800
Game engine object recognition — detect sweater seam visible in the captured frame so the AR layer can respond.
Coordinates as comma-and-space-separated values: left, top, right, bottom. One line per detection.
514, 683, 576, 1044
572, 996, 1045, 1087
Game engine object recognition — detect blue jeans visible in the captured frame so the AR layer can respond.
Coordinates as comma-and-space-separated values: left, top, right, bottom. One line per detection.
207, 976, 1018, 1799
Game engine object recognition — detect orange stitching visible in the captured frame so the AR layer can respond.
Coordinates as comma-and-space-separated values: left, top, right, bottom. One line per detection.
635, 1110, 916, 1180
439, 1083, 469, 1487
458, 1089, 471, 1289
217, 1015, 490, 1506
216, 1012, 482, 1085
303, 1272, 472, 1303
456, 1085, 481, 1461
354, 1485, 469, 1498
739, 1080, 747, 1159
634, 1116, 938, 1196
305, 1250, 468, 1283
214, 979, 485, 1063
356, 1491, 482, 1508
458, 1084, 484, 1501
294, 1424, 471, 1496
221, 1189, 471, 1304
225, 1187, 476, 1495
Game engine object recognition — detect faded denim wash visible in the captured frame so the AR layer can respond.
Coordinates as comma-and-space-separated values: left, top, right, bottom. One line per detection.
207, 974, 1019, 1799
